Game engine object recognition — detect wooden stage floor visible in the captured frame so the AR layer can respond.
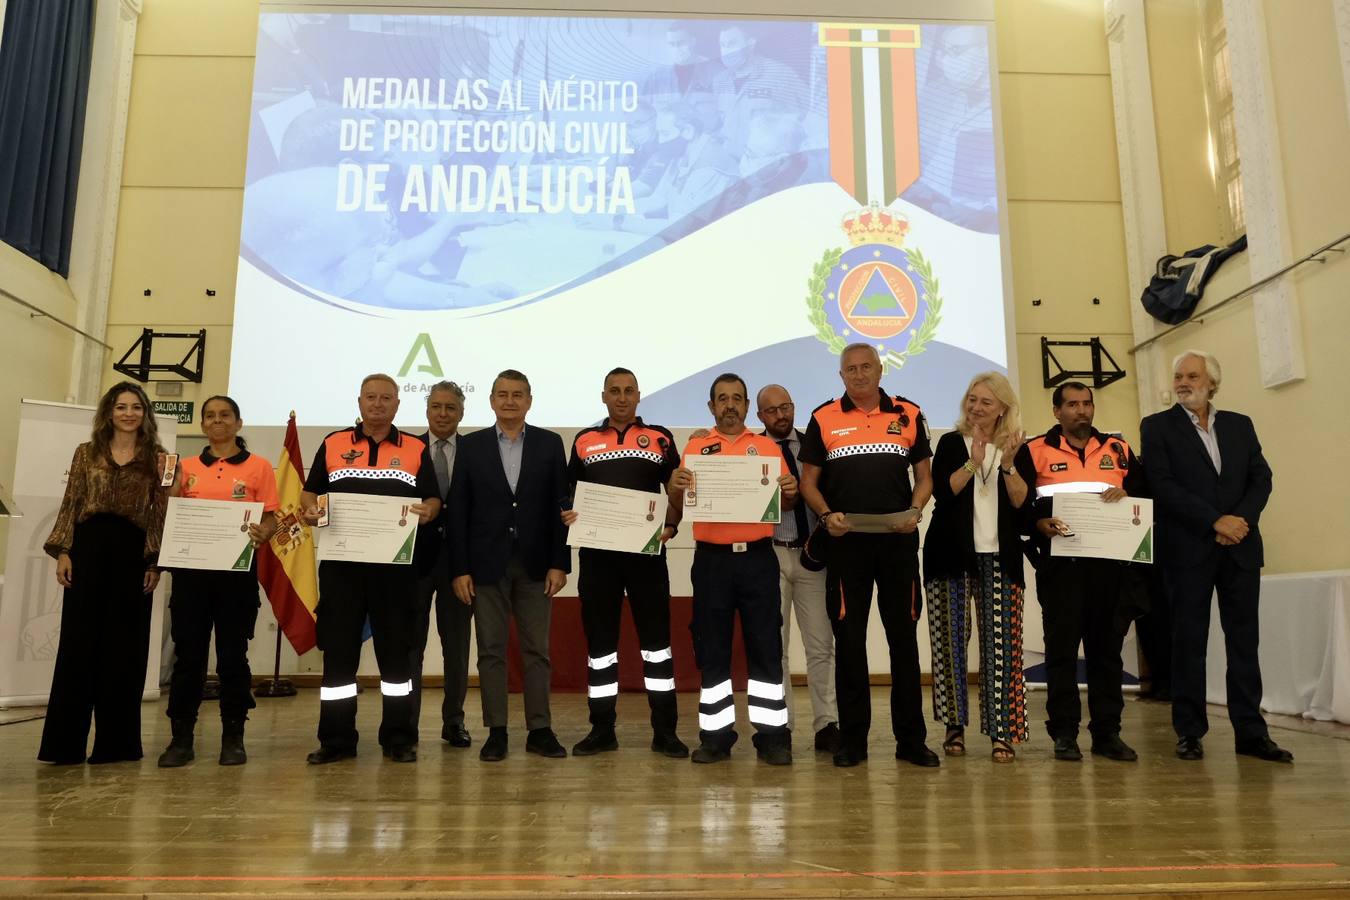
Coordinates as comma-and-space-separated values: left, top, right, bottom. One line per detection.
2, 689, 1348, 899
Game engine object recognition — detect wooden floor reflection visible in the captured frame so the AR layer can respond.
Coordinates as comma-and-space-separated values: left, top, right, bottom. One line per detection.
3, 689, 1348, 898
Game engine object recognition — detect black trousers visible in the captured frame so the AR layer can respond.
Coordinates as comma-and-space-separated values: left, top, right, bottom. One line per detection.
39, 515, 152, 764
410, 553, 474, 739
826, 532, 926, 753
577, 547, 677, 733
1036, 556, 1127, 740
1165, 555, 1267, 743
689, 542, 788, 750
166, 569, 260, 723
1134, 565, 1173, 695
315, 561, 417, 752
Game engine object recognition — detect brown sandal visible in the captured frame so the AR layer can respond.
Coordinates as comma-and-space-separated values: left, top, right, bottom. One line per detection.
942, 727, 966, 757
991, 739, 1016, 763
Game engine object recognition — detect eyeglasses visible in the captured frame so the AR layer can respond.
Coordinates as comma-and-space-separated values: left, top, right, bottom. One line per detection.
758, 402, 794, 417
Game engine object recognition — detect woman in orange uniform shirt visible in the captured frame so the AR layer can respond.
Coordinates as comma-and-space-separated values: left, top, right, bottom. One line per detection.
157, 396, 279, 767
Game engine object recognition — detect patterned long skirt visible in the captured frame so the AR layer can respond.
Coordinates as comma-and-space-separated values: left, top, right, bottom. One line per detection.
926, 553, 1028, 743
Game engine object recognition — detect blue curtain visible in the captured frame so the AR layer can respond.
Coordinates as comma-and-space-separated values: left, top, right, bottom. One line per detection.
0, 0, 95, 277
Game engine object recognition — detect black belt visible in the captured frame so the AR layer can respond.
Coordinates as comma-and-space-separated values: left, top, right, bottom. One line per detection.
771, 539, 805, 549
695, 539, 772, 554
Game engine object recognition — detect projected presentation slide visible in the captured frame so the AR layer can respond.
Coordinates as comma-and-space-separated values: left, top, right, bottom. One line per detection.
231, 13, 1008, 426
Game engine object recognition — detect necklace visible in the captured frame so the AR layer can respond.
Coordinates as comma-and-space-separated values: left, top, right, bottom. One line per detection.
976, 448, 999, 497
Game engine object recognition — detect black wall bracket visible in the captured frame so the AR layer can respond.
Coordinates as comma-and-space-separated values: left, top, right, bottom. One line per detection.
113, 328, 206, 383
1041, 336, 1126, 390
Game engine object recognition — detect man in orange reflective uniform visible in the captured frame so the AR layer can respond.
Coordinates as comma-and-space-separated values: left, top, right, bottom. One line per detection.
299, 374, 441, 765
667, 373, 798, 764
798, 343, 938, 769
1014, 381, 1144, 763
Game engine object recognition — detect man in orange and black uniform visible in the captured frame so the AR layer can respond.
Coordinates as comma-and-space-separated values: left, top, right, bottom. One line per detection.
563, 368, 687, 759
667, 373, 798, 765
798, 343, 939, 769
1014, 381, 1144, 763
299, 374, 441, 765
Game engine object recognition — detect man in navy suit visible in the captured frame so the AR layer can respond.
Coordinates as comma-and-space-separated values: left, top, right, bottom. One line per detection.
1140, 350, 1292, 763
448, 369, 571, 762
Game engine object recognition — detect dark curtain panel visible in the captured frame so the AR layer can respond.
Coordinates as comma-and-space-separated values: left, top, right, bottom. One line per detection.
0, 0, 96, 277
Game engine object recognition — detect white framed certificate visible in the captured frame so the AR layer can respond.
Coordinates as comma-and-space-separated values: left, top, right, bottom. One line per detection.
315, 493, 418, 565
1051, 494, 1153, 563
162, 497, 264, 571
568, 481, 666, 555
684, 455, 781, 524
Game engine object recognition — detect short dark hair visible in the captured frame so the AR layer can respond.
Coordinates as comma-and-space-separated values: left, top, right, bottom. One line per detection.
492, 369, 531, 395
604, 367, 636, 386
201, 394, 248, 450
1052, 381, 1093, 408
709, 372, 748, 403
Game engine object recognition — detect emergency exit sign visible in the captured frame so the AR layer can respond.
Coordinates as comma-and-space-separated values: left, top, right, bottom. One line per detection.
152, 401, 194, 424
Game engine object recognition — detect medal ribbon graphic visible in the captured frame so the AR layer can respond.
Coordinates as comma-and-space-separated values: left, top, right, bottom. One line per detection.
821, 23, 921, 205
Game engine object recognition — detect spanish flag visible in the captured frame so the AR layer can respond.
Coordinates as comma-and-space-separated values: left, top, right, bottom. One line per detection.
257, 412, 318, 654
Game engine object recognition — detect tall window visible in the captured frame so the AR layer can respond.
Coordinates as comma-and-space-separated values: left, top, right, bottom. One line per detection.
1198, 0, 1244, 240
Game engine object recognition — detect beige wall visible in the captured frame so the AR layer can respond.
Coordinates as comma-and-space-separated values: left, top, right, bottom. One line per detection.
1142, 0, 1350, 573
997, 0, 1142, 444
0, 245, 78, 571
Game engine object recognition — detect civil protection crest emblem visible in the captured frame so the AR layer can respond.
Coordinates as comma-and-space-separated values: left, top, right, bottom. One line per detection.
807, 202, 943, 373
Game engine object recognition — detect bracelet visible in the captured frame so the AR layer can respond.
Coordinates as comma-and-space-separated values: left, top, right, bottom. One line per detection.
962, 460, 978, 474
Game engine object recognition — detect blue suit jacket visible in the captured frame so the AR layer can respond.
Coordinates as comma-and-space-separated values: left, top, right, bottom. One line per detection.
447, 423, 571, 583
1139, 404, 1272, 571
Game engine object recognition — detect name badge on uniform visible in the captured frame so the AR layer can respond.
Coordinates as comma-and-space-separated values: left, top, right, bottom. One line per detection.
1050, 462, 1068, 472
701, 443, 722, 455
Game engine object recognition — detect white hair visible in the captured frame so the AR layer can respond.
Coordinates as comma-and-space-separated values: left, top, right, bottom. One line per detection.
839, 343, 881, 366
1172, 349, 1222, 398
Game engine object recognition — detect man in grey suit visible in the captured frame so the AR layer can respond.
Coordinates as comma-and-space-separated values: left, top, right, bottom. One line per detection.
449, 369, 571, 762
1140, 350, 1292, 763
410, 381, 473, 748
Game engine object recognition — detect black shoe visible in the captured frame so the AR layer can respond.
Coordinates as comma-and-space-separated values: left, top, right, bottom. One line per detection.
757, 745, 793, 766
219, 718, 246, 766
814, 723, 842, 754
306, 745, 356, 765
157, 719, 196, 768
442, 725, 472, 748
651, 732, 690, 758
1090, 734, 1138, 762
1235, 735, 1294, 763
896, 744, 941, 767
690, 743, 731, 764
1053, 736, 1083, 761
572, 729, 619, 756
479, 728, 508, 762
383, 745, 417, 763
832, 747, 868, 768
1176, 735, 1204, 760
526, 728, 567, 758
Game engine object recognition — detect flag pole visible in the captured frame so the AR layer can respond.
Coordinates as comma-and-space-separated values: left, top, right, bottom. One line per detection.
254, 624, 295, 698
255, 408, 299, 699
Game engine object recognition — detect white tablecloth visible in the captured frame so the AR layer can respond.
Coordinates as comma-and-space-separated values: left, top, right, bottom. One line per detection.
1206, 570, 1350, 723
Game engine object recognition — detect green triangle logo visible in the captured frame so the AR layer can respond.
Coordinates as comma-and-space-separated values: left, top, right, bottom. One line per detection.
761, 490, 781, 523
231, 544, 255, 571
641, 525, 664, 555
1132, 527, 1153, 563
394, 530, 416, 564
